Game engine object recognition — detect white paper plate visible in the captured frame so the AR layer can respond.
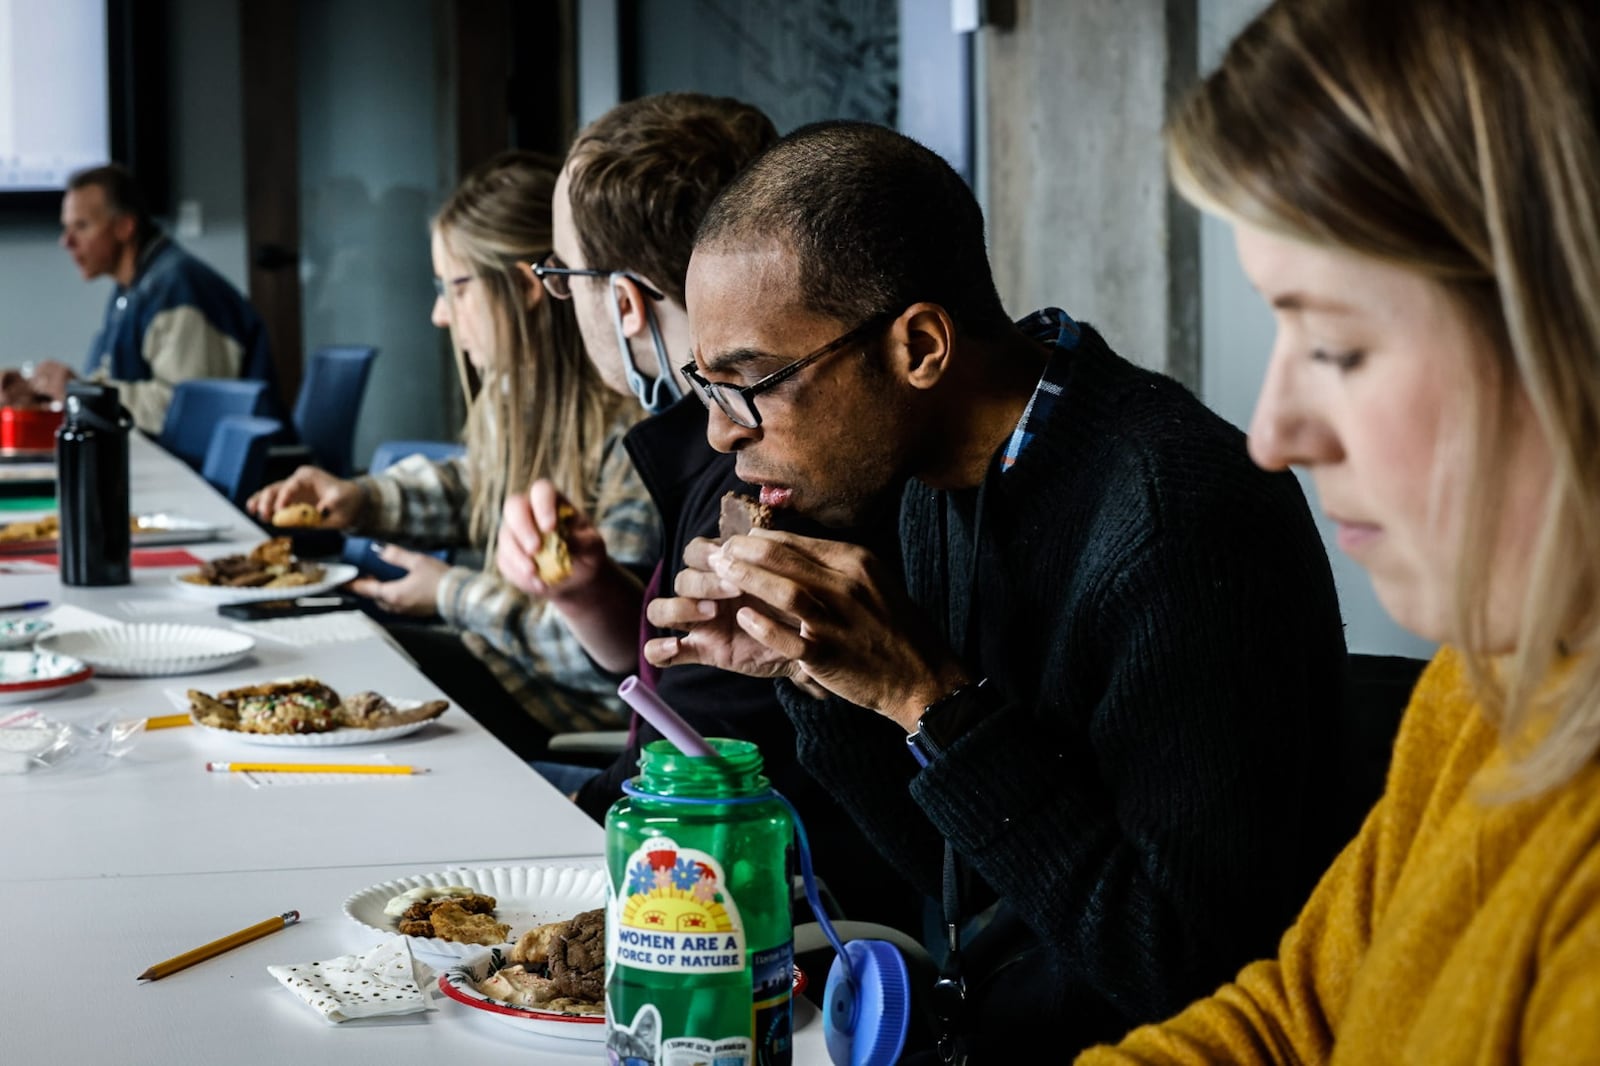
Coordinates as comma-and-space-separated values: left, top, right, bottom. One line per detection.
0, 650, 92, 705
0, 617, 50, 650
189, 699, 445, 747
344, 864, 608, 961
169, 563, 358, 604
35, 624, 255, 678
438, 948, 606, 1043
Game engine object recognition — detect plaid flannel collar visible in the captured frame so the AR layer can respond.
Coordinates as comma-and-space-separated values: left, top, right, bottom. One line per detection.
1002, 308, 1080, 471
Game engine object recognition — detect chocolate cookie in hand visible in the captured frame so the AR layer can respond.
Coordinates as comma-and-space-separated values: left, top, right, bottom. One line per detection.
718, 491, 771, 541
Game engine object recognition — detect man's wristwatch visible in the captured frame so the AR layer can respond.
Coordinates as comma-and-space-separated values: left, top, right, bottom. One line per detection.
906, 678, 989, 767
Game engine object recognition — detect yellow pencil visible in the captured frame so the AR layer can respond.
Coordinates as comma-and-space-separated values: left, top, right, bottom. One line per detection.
204, 761, 427, 775
145, 713, 192, 730
138, 910, 299, 981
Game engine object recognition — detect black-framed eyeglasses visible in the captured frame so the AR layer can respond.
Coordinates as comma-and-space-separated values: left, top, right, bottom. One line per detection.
531, 252, 664, 301
681, 313, 893, 430
432, 274, 476, 299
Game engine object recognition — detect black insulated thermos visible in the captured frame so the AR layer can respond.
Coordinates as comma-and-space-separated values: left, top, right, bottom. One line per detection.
56, 381, 132, 586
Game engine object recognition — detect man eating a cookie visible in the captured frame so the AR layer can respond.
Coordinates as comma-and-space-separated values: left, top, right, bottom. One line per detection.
643, 121, 1354, 1059
491, 95, 918, 935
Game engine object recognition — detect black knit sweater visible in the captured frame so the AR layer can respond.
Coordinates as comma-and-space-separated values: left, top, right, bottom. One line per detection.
777, 323, 1350, 1056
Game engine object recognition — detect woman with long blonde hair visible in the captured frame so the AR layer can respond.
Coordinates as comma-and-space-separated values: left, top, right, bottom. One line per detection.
1080, 0, 1600, 1061
251, 151, 658, 758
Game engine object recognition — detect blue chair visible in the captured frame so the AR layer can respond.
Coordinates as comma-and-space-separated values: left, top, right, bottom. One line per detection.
159, 379, 272, 469
367, 438, 466, 473
341, 438, 466, 580
201, 415, 284, 506
291, 345, 378, 476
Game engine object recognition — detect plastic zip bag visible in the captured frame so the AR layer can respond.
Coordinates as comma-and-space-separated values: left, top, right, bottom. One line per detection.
0, 708, 145, 774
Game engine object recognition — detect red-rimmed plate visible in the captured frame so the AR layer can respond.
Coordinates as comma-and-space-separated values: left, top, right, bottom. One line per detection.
439, 947, 606, 1043
0, 650, 92, 705
438, 951, 809, 1045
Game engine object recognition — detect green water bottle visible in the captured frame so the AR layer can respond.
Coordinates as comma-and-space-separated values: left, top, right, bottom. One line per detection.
605, 737, 794, 1066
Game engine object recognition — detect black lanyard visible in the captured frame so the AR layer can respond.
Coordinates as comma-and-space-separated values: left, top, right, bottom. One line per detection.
931, 474, 989, 1064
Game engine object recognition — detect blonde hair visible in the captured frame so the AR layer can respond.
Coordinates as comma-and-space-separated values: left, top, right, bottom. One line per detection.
1166, 0, 1600, 797
432, 151, 636, 566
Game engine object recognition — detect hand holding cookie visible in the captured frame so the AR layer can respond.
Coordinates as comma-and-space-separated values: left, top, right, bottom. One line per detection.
247, 466, 364, 530
495, 479, 609, 599
271, 502, 322, 529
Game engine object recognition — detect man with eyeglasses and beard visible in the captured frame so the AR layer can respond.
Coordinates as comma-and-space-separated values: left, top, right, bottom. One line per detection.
644, 121, 1355, 1061
494, 94, 921, 941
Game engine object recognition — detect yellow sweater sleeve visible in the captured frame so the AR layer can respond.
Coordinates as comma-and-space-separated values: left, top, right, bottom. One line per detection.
1523, 846, 1600, 1062
1077, 650, 1468, 1065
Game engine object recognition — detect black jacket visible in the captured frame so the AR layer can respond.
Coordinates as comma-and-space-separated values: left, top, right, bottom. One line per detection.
778, 323, 1351, 1057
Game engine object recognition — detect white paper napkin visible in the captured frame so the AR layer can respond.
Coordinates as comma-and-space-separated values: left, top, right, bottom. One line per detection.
268, 937, 437, 1023
41, 604, 123, 634
229, 611, 389, 648
118, 598, 215, 617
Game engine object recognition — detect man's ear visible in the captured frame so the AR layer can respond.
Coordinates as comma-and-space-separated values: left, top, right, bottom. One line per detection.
610, 275, 656, 339
111, 212, 138, 245
890, 303, 957, 391
513, 262, 545, 311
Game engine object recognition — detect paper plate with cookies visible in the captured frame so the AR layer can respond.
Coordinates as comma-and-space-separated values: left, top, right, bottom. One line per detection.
343, 863, 609, 961
186, 677, 449, 745
171, 537, 356, 603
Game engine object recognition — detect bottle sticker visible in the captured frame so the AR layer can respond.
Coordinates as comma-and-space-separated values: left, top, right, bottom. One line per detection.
663, 1036, 753, 1066
611, 836, 746, 973
607, 1004, 753, 1066
608, 1003, 661, 1066
752, 942, 794, 1063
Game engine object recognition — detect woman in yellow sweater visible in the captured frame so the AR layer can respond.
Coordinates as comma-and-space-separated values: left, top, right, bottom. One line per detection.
1080, 1, 1600, 1063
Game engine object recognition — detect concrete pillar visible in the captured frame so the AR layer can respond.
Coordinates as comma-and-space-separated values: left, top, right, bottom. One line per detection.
980, 0, 1198, 385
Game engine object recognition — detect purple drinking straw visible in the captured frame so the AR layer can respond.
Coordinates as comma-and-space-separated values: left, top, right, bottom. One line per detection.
617, 675, 718, 757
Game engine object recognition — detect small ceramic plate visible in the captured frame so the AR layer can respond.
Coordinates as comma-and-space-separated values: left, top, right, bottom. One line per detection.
0, 650, 92, 705
169, 563, 358, 604
36, 624, 255, 678
344, 864, 608, 960
0, 617, 50, 650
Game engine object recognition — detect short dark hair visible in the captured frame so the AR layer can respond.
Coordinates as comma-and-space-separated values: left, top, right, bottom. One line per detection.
695, 121, 1011, 338
66, 163, 156, 246
566, 92, 778, 309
